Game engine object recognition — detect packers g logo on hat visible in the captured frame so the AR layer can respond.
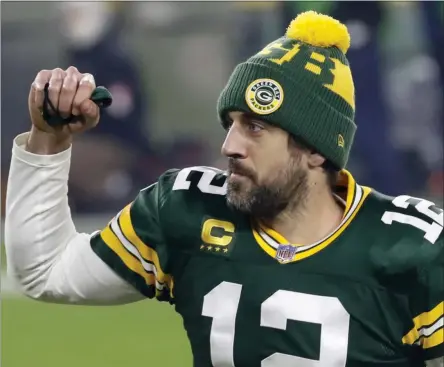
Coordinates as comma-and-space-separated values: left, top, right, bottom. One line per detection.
245, 78, 284, 115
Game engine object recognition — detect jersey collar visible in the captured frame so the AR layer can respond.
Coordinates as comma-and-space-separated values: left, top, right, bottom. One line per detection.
252, 169, 372, 263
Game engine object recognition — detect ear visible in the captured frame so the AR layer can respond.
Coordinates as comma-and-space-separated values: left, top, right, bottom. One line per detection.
307, 151, 326, 169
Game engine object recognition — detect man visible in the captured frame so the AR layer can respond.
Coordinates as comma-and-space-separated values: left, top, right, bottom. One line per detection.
5, 11, 443, 367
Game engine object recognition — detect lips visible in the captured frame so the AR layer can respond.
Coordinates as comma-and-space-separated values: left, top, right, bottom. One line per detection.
228, 165, 249, 178
230, 172, 247, 179
227, 158, 255, 179
228, 167, 253, 181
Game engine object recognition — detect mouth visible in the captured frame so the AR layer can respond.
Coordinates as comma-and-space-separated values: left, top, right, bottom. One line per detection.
230, 172, 248, 179
228, 171, 254, 185
227, 159, 254, 182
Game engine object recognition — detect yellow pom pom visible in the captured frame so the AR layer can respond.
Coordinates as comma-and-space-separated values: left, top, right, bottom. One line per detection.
286, 11, 351, 54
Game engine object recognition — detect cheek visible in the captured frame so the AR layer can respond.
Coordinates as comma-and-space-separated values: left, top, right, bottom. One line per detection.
250, 140, 293, 181
255, 160, 282, 185
263, 155, 299, 182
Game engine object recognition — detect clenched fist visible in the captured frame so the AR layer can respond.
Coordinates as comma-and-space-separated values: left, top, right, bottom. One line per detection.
26, 66, 100, 154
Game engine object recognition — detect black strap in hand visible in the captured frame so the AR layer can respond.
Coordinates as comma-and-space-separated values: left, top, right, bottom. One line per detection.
42, 83, 113, 127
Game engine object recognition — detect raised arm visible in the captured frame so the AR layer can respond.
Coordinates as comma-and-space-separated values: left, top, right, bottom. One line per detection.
5, 67, 143, 305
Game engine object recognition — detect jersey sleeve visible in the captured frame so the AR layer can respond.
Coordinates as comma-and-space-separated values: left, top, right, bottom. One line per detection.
90, 169, 179, 303
403, 252, 444, 361
390, 197, 444, 360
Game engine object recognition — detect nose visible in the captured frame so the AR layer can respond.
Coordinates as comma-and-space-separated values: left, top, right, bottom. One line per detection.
221, 123, 248, 159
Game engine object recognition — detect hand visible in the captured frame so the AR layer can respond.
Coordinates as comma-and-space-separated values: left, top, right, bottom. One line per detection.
26, 66, 100, 154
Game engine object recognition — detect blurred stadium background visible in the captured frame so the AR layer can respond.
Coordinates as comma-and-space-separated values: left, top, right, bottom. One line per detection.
1, 1, 443, 366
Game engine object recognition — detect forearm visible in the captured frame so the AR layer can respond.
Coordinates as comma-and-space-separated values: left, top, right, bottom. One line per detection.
5, 132, 143, 304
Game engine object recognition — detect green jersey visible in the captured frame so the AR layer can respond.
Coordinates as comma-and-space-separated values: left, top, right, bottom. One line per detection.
90, 166, 444, 367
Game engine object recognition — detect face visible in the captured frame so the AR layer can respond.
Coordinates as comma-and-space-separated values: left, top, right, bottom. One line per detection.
221, 111, 310, 220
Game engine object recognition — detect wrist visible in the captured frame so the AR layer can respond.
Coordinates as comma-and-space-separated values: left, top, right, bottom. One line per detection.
25, 126, 72, 155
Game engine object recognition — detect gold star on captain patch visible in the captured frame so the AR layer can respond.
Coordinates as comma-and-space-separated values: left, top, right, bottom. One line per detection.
207, 246, 213, 251
215, 247, 221, 252
200, 245, 205, 250
223, 248, 228, 253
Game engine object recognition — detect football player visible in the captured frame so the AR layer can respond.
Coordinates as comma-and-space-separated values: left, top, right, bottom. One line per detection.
5, 11, 443, 367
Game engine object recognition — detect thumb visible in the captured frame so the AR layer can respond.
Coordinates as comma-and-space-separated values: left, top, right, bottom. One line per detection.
79, 99, 100, 125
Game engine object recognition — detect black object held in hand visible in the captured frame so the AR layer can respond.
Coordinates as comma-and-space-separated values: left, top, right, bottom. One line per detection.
41, 83, 113, 127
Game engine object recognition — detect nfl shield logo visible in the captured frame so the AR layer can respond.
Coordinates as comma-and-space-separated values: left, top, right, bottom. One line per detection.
275, 244, 297, 263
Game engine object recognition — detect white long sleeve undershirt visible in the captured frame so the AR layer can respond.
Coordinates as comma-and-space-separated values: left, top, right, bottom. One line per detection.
5, 133, 143, 305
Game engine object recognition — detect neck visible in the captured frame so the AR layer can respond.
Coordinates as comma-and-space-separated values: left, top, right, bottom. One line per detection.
263, 181, 344, 246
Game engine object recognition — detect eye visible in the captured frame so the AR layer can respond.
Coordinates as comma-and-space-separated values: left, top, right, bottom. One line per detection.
248, 121, 264, 133
224, 118, 233, 131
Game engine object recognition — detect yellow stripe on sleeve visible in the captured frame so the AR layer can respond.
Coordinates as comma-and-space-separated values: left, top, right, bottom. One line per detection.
414, 302, 444, 331
100, 226, 157, 287
422, 328, 443, 349
118, 203, 174, 296
402, 327, 419, 346
403, 302, 444, 349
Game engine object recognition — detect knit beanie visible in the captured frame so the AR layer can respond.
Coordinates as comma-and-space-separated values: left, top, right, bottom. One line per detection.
217, 11, 356, 169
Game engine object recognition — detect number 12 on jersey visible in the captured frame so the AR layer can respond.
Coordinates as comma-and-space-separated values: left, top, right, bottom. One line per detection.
382, 195, 443, 244
203, 281, 350, 367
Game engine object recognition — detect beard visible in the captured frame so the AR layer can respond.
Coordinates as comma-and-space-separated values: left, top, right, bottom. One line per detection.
226, 156, 309, 220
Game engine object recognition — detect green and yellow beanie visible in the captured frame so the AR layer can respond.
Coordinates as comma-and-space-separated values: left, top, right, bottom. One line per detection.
217, 11, 356, 169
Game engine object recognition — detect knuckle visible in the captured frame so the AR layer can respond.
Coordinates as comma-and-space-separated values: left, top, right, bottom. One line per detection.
38, 69, 50, 77
62, 78, 77, 91
34, 70, 51, 88
66, 65, 79, 73
80, 73, 95, 88
49, 75, 63, 85
66, 66, 82, 80
62, 85, 76, 94
80, 81, 94, 90
51, 69, 66, 80
48, 83, 61, 92
32, 81, 43, 91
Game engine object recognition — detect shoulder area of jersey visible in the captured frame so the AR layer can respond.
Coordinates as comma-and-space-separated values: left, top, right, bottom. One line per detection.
368, 191, 443, 238
158, 166, 229, 198
366, 190, 443, 273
